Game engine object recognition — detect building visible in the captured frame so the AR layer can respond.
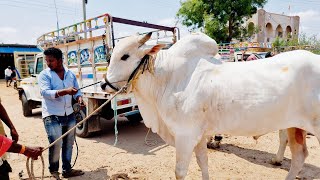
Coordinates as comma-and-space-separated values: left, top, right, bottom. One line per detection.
0, 44, 41, 79
246, 9, 300, 43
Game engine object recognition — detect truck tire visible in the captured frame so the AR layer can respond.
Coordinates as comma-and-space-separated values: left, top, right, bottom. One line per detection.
126, 113, 143, 123
75, 108, 90, 138
21, 93, 32, 117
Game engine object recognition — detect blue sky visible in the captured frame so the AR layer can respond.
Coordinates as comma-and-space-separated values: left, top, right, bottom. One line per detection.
0, 0, 319, 44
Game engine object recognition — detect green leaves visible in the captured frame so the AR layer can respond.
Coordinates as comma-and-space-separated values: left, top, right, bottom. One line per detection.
177, 0, 268, 42
272, 33, 320, 54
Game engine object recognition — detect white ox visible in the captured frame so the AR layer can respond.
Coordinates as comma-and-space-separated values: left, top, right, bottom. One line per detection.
101, 32, 320, 180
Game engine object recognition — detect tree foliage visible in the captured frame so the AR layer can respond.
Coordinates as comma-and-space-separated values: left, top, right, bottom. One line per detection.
176, 0, 267, 43
272, 33, 320, 54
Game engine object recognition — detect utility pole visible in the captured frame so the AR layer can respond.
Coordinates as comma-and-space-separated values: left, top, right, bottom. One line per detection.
83, 0, 87, 39
54, 0, 60, 39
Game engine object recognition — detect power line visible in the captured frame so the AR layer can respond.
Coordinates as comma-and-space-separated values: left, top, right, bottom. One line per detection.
0, 3, 78, 16
7, 0, 79, 11
2, 0, 80, 14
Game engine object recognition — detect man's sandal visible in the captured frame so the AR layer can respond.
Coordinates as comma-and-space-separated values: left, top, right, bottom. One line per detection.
62, 169, 84, 178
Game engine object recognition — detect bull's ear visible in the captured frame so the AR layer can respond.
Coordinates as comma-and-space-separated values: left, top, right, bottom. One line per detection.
145, 44, 166, 55
138, 32, 152, 45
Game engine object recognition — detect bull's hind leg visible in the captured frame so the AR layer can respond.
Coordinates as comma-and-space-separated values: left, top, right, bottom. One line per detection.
207, 134, 223, 149
271, 129, 288, 166
195, 136, 209, 180
285, 128, 308, 180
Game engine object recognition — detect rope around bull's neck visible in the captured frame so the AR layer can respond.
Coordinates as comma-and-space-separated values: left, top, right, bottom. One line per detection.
25, 85, 127, 180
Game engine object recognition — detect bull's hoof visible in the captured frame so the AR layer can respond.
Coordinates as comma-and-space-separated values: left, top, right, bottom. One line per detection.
307, 132, 314, 136
111, 173, 130, 180
270, 158, 282, 166
207, 141, 221, 149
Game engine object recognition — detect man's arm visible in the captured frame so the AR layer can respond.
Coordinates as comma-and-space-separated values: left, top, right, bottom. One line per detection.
8, 142, 43, 159
39, 72, 59, 99
0, 135, 42, 160
0, 103, 19, 142
73, 73, 83, 104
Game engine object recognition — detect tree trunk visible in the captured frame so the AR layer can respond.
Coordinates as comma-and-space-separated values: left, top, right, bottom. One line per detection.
228, 18, 233, 42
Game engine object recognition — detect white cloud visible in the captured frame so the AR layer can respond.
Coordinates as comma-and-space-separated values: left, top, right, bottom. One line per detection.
0, 27, 18, 34
157, 18, 191, 38
290, 10, 320, 24
290, 10, 320, 37
0, 27, 20, 44
0, 26, 52, 44
158, 18, 177, 26
62, 0, 82, 4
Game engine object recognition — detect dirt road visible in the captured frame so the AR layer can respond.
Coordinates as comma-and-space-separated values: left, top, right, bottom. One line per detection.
0, 80, 319, 179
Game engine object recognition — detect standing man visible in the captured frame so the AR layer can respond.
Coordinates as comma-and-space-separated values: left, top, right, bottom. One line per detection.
38, 47, 84, 179
4, 66, 12, 87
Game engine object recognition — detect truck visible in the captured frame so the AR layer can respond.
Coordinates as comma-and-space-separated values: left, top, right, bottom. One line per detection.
17, 13, 178, 137
14, 52, 40, 79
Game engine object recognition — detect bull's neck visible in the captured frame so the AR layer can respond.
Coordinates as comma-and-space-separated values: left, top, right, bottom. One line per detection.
133, 51, 172, 103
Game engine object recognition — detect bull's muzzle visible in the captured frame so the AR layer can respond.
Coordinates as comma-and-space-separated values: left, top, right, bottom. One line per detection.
100, 78, 120, 93
100, 80, 107, 90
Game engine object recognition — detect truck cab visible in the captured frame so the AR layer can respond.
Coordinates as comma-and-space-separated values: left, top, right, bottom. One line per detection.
18, 54, 44, 117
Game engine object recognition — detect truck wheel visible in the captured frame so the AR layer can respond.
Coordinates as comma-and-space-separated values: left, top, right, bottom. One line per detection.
126, 113, 143, 123
75, 108, 90, 138
21, 93, 32, 117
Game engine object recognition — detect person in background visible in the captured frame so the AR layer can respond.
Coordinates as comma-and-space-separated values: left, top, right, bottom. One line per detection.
4, 67, 12, 87
10, 68, 17, 89
246, 53, 258, 61
265, 51, 273, 58
0, 99, 43, 179
241, 50, 247, 61
38, 47, 84, 180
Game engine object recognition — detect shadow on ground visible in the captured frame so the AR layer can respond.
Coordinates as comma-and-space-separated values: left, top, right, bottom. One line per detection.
67, 167, 109, 180
25, 107, 167, 156
84, 118, 166, 156
213, 143, 320, 179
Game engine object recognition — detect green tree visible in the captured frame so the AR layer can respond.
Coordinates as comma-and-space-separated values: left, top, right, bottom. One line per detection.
272, 33, 320, 54
176, 0, 267, 42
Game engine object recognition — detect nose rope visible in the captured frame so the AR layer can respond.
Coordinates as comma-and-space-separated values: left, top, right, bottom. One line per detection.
78, 81, 101, 90
104, 55, 152, 92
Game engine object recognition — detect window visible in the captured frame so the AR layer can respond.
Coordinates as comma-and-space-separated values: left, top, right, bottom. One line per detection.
36, 57, 44, 74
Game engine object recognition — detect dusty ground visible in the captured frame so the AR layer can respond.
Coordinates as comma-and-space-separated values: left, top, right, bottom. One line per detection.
0, 80, 320, 180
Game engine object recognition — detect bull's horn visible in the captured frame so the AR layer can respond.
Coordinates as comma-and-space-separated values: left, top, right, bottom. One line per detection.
138, 32, 152, 45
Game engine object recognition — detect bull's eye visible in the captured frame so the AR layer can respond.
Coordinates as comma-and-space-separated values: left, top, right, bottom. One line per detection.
121, 54, 130, 61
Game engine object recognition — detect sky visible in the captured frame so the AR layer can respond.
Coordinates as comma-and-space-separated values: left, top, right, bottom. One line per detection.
0, 0, 319, 44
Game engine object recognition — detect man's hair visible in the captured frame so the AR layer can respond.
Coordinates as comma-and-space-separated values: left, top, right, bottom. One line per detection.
265, 52, 272, 58
44, 47, 63, 60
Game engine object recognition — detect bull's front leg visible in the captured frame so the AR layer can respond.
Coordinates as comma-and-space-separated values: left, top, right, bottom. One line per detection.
195, 136, 209, 180
175, 134, 197, 180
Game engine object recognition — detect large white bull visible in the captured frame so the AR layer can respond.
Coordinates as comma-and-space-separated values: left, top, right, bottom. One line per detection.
101, 32, 320, 180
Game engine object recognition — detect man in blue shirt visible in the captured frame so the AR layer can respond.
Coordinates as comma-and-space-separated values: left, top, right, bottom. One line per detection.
38, 47, 84, 179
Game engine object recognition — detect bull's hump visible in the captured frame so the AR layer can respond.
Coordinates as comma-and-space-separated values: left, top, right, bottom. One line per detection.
168, 33, 218, 59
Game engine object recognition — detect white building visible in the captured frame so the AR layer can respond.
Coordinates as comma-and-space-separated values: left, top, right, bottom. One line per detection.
246, 9, 300, 43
